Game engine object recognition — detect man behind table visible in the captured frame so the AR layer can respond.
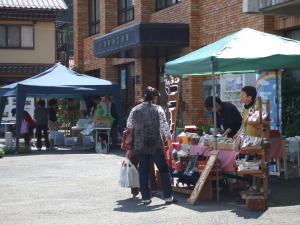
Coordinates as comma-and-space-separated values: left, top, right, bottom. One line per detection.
205, 96, 242, 138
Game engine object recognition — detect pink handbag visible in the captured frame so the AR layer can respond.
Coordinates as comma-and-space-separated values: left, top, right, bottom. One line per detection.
20, 121, 29, 134
121, 128, 133, 151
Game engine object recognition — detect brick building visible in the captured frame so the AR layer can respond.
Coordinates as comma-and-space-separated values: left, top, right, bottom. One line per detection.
73, 0, 300, 127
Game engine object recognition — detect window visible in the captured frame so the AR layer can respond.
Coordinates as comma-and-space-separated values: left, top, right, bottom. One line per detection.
119, 63, 135, 117
0, 25, 33, 48
86, 69, 100, 78
156, 0, 181, 11
118, 0, 134, 25
89, 0, 100, 36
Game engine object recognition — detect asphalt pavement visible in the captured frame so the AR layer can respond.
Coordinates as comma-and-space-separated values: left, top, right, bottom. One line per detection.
1, 142, 300, 225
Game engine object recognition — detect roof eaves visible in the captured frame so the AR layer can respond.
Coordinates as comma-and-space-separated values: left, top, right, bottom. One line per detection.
0, 0, 68, 11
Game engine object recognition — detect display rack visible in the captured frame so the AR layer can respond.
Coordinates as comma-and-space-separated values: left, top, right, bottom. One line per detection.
237, 96, 270, 200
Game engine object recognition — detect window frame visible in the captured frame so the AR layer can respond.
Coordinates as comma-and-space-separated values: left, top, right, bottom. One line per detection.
156, 0, 181, 11
118, 63, 135, 117
118, 0, 134, 25
89, 0, 100, 36
0, 24, 34, 49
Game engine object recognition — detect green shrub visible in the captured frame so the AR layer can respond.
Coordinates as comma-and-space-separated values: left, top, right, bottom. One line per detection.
282, 72, 300, 137
201, 124, 211, 134
0, 148, 4, 158
18, 145, 32, 154
3, 146, 15, 154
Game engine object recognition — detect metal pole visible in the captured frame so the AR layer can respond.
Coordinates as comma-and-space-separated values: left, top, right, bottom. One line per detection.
275, 70, 280, 133
211, 57, 219, 203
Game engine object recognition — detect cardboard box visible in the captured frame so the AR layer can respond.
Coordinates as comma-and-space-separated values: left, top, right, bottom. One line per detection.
246, 196, 267, 211
94, 116, 111, 128
239, 190, 263, 203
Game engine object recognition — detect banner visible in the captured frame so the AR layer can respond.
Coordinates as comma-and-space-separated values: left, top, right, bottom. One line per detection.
256, 70, 282, 131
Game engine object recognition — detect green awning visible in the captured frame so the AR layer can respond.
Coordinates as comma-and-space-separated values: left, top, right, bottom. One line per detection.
165, 28, 300, 75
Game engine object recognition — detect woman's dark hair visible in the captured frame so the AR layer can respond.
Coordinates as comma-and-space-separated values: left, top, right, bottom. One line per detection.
205, 96, 222, 110
91, 94, 101, 101
143, 86, 160, 102
37, 100, 45, 107
104, 95, 111, 102
241, 86, 257, 101
48, 98, 57, 106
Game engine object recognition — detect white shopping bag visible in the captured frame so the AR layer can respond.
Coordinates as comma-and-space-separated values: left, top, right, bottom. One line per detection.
118, 159, 139, 188
95, 141, 107, 153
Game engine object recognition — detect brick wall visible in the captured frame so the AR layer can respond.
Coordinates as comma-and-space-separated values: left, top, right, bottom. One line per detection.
198, 1, 268, 46
74, 0, 300, 128
73, 0, 89, 72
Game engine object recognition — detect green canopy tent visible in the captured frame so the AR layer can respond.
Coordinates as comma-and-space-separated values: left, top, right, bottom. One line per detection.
165, 28, 300, 202
166, 28, 300, 75
165, 27, 300, 136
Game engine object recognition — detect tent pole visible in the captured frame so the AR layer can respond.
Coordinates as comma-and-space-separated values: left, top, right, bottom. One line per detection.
15, 86, 27, 153
275, 70, 280, 133
211, 57, 219, 203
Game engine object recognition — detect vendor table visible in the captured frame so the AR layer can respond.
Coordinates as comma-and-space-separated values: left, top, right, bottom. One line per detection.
1, 122, 15, 132
172, 144, 239, 172
166, 144, 241, 203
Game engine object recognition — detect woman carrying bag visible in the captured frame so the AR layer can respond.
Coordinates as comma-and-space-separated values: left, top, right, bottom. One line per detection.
11, 108, 35, 147
125, 86, 177, 205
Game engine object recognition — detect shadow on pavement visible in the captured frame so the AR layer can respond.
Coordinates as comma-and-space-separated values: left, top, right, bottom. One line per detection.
114, 198, 168, 212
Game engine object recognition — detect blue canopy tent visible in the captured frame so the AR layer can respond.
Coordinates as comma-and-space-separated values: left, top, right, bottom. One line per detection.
0, 64, 124, 150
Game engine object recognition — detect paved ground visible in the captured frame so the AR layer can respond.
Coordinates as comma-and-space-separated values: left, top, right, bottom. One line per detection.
1, 142, 300, 225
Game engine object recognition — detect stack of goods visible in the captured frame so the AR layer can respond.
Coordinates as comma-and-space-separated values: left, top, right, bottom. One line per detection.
235, 160, 262, 171
203, 136, 234, 150
248, 111, 269, 122
171, 154, 222, 176
178, 132, 200, 145
241, 136, 262, 148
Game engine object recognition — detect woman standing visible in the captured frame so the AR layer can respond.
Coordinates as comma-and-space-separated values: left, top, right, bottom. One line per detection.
126, 86, 177, 205
234, 86, 259, 138
127, 99, 160, 200
91, 94, 107, 117
11, 108, 35, 147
